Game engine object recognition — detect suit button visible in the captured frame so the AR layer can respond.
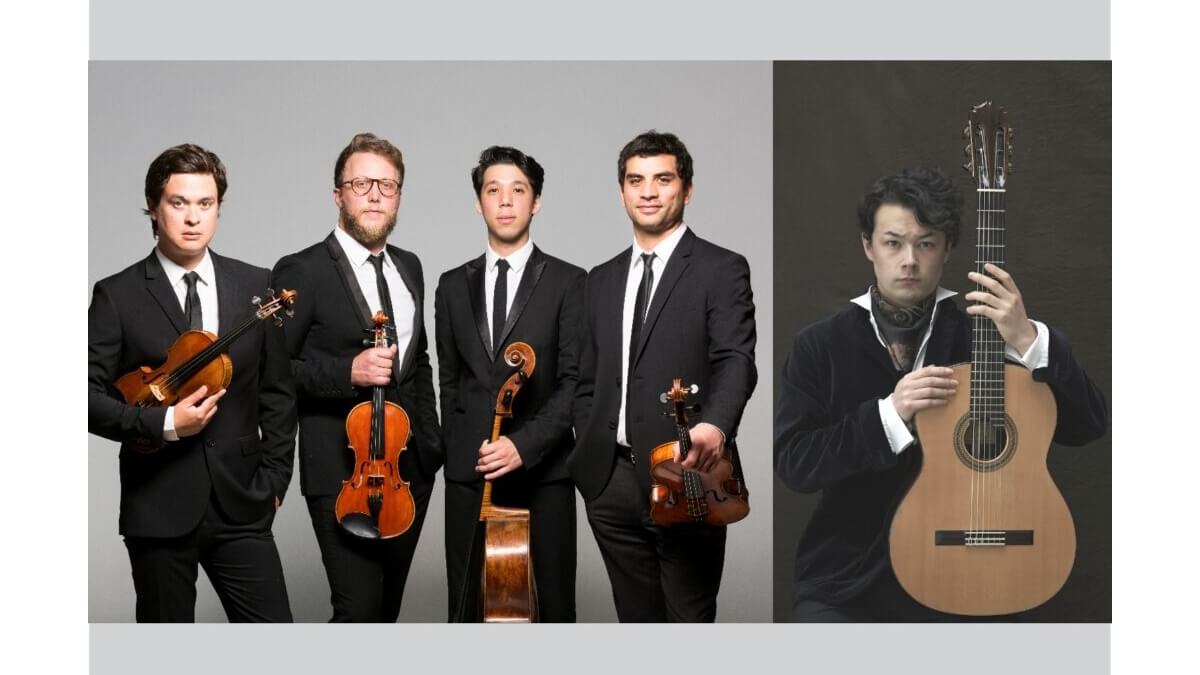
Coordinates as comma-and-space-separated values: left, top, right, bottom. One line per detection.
608, 420, 617, 430
206, 440, 216, 448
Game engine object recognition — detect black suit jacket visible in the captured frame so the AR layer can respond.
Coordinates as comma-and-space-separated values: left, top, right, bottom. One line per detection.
435, 246, 585, 486
88, 250, 297, 538
271, 233, 443, 497
571, 228, 758, 501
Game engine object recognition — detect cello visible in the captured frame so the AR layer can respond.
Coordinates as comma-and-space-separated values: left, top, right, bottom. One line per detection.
888, 101, 1075, 615
116, 288, 297, 451
648, 378, 750, 527
335, 311, 416, 540
475, 341, 538, 622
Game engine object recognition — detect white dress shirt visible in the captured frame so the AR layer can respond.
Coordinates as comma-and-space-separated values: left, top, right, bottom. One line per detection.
617, 224, 689, 447
853, 286, 1051, 455
157, 247, 218, 441
333, 226, 415, 362
484, 238, 535, 347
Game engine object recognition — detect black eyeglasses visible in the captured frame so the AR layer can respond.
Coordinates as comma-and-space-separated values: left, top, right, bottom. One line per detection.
339, 177, 401, 197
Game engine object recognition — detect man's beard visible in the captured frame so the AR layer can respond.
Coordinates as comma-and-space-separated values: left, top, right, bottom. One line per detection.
340, 204, 397, 250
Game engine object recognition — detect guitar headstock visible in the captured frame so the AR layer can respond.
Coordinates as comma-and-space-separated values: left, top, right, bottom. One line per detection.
962, 101, 1014, 189
253, 288, 298, 327
494, 341, 537, 417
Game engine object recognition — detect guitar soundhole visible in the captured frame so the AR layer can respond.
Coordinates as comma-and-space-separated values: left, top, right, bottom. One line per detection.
953, 414, 1017, 472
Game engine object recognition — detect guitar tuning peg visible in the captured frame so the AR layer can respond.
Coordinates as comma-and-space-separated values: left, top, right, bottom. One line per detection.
962, 123, 971, 139
688, 384, 699, 394
659, 392, 669, 403
962, 160, 974, 175
266, 288, 276, 298
273, 316, 283, 327
251, 295, 262, 305
286, 308, 295, 318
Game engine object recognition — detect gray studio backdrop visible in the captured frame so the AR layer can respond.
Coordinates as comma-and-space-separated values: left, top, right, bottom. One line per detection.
88, 61, 773, 622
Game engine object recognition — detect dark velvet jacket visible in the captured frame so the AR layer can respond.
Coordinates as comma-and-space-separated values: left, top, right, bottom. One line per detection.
774, 297, 1108, 607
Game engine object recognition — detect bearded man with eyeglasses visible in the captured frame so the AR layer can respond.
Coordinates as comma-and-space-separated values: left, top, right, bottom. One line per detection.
272, 132, 444, 622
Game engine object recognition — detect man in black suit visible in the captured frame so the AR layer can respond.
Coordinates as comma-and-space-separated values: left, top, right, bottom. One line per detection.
436, 146, 584, 622
88, 143, 295, 622
271, 132, 443, 622
571, 131, 757, 622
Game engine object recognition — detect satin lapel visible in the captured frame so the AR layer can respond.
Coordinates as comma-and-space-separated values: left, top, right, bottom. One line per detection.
633, 230, 693, 367
388, 247, 420, 381
210, 251, 240, 337
142, 252, 188, 335
465, 256, 491, 359
495, 247, 546, 362
324, 234, 373, 331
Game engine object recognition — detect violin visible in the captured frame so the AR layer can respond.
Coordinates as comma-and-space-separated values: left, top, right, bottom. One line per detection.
477, 341, 538, 622
648, 378, 750, 527
115, 288, 297, 451
334, 311, 416, 540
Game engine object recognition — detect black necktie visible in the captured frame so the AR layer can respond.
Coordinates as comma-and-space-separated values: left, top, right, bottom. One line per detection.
493, 258, 510, 355
183, 271, 203, 330
625, 252, 655, 444
368, 253, 396, 323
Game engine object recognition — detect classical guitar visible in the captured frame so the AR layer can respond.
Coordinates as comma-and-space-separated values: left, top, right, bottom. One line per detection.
335, 311, 416, 539
648, 378, 749, 527
476, 341, 538, 622
116, 288, 297, 451
889, 101, 1074, 616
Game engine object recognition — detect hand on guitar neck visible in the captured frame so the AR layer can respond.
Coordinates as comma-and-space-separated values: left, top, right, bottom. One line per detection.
676, 422, 725, 473
965, 263, 1037, 355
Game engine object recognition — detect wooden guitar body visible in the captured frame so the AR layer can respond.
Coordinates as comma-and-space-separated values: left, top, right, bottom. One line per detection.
890, 362, 1075, 616
648, 442, 749, 527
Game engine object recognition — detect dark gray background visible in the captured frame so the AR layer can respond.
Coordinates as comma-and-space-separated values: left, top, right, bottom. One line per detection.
771, 61, 1111, 622
88, 61, 774, 623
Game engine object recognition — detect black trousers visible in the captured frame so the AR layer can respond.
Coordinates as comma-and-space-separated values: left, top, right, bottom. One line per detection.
123, 492, 291, 623
306, 464, 435, 622
444, 476, 577, 622
584, 454, 726, 622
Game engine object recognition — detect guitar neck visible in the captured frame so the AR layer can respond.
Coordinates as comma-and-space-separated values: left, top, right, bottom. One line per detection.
970, 187, 1007, 421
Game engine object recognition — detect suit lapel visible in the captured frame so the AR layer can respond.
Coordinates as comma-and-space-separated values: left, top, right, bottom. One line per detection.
210, 251, 240, 337
388, 246, 420, 381
632, 229, 694, 367
142, 252, 188, 335
465, 256, 491, 359
324, 234, 373, 332
494, 246, 546, 361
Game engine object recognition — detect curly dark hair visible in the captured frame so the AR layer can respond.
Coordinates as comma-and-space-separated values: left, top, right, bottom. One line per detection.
470, 145, 545, 198
857, 166, 962, 247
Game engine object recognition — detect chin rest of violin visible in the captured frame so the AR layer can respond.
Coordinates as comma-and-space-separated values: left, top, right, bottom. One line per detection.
339, 513, 381, 539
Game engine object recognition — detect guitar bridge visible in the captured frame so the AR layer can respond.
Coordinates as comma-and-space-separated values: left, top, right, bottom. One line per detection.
934, 530, 1034, 546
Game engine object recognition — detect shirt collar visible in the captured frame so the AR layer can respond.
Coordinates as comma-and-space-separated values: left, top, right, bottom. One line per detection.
155, 246, 214, 286
851, 285, 956, 311
630, 223, 688, 268
333, 225, 386, 270
486, 238, 535, 274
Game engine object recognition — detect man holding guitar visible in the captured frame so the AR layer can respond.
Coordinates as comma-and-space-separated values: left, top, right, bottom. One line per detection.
88, 144, 297, 622
571, 131, 757, 621
774, 165, 1107, 621
435, 146, 585, 622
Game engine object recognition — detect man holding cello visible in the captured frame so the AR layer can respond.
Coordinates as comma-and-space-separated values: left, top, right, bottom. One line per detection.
435, 145, 585, 622
87, 143, 296, 622
271, 132, 443, 622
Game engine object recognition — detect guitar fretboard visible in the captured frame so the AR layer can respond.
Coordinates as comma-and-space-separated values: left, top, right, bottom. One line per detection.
971, 187, 1007, 424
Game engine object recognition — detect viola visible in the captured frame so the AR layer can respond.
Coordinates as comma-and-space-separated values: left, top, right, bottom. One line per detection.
476, 341, 538, 622
648, 378, 750, 527
115, 288, 296, 451
334, 311, 416, 540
